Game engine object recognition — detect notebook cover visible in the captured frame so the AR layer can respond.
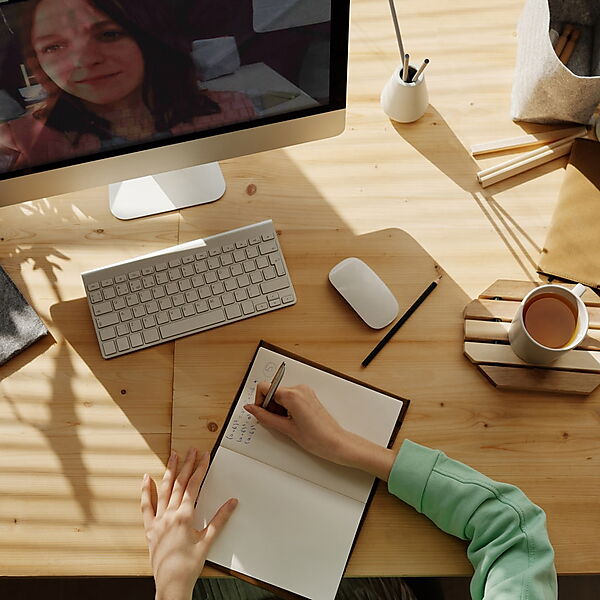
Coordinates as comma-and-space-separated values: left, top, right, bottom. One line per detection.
0, 265, 48, 366
537, 138, 600, 289
201, 340, 410, 600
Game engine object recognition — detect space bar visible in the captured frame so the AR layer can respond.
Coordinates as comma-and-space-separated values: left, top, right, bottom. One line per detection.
160, 310, 226, 338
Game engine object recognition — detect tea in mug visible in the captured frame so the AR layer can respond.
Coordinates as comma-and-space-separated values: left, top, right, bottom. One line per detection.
523, 293, 577, 349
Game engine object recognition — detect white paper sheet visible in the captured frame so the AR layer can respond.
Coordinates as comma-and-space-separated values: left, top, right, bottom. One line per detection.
195, 447, 364, 600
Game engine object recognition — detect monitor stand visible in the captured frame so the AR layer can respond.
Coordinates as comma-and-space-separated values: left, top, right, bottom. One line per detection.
109, 162, 226, 220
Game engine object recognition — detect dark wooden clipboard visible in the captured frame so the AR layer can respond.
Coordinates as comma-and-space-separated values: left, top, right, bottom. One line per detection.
201, 340, 411, 600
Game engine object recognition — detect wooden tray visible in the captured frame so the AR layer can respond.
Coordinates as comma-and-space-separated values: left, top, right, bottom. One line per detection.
463, 280, 600, 395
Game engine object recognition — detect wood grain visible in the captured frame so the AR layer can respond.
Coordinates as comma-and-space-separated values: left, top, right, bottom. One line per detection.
1, 0, 600, 580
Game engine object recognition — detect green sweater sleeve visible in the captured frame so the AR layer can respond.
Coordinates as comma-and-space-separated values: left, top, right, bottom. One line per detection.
388, 440, 557, 600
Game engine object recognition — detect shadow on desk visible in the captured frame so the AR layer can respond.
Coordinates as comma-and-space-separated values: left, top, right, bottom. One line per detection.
391, 105, 561, 283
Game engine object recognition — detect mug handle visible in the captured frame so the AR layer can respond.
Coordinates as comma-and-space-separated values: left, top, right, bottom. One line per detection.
572, 283, 587, 297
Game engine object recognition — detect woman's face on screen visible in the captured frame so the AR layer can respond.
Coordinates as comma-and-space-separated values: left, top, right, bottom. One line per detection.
31, 0, 145, 107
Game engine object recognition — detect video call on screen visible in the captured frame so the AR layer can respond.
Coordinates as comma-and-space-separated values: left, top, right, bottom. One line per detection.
0, 0, 332, 175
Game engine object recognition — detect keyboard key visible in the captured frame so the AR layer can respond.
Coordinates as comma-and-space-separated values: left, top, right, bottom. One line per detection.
211, 282, 225, 295
259, 241, 278, 255
159, 297, 171, 310
152, 286, 166, 298
130, 319, 143, 332
237, 274, 250, 287
205, 271, 217, 284
275, 262, 286, 276
248, 285, 261, 298
242, 301, 254, 315
178, 279, 192, 292
209, 248, 221, 257
168, 258, 181, 268
139, 290, 152, 303
224, 278, 237, 291
246, 246, 259, 259
142, 276, 155, 288
185, 289, 199, 303
115, 275, 127, 284
262, 232, 275, 241
89, 290, 103, 303
102, 340, 117, 355
195, 300, 208, 313
133, 305, 146, 318
99, 326, 116, 341
116, 338, 130, 352
130, 280, 143, 292
267, 292, 280, 302
207, 257, 220, 270
249, 236, 261, 245
130, 333, 143, 347
231, 264, 243, 277
183, 305, 195, 317
198, 286, 211, 299
141, 267, 154, 276
156, 272, 169, 285
93, 301, 113, 316
172, 294, 185, 307
157, 262, 169, 272
233, 249, 245, 262
225, 304, 242, 319
128, 270, 141, 279
126, 294, 139, 307
87, 281, 100, 291
143, 328, 160, 344
143, 315, 156, 328
116, 323, 130, 336
160, 310, 226, 338
260, 276, 289, 295
256, 256, 269, 269
168, 267, 181, 281
101, 278, 114, 287
169, 308, 183, 321
243, 260, 256, 273
191, 275, 204, 288
112, 297, 126, 311
182, 255, 194, 264
220, 254, 233, 266
208, 297, 221, 310
156, 312, 169, 325
221, 292, 235, 305
282, 294, 294, 304
269, 298, 282, 307
250, 271, 263, 284
235, 239, 248, 249
146, 300, 159, 313
217, 267, 230, 280
103, 287, 116, 300
235, 289, 247, 302
195, 250, 208, 260
181, 264, 194, 277
165, 282, 178, 295
195, 260, 207, 273
262, 266, 276, 281
96, 313, 119, 328
255, 302, 268, 311
222, 244, 235, 253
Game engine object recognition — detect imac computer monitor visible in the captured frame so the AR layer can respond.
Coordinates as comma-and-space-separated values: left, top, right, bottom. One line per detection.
0, 0, 349, 219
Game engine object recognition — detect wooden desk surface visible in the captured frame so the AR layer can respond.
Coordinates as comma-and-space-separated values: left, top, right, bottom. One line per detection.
1, 0, 599, 578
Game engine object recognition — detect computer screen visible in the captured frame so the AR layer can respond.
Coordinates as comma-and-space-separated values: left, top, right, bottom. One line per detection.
0, 0, 349, 216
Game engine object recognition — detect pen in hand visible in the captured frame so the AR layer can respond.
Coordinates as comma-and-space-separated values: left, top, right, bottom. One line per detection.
261, 362, 287, 416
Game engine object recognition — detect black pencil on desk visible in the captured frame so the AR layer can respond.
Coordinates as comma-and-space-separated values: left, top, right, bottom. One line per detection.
361, 275, 441, 367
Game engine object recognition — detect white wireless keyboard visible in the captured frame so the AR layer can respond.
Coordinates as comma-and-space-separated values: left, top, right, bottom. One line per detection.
81, 220, 296, 359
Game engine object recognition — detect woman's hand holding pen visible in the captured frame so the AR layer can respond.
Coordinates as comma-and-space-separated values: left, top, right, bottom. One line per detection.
141, 448, 238, 600
244, 383, 397, 481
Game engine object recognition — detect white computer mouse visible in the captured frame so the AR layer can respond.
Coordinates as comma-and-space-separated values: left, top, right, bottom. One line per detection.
329, 257, 399, 329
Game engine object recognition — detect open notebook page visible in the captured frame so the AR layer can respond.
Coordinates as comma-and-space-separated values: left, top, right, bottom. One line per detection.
194, 447, 364, 600
220, 346, 404, 503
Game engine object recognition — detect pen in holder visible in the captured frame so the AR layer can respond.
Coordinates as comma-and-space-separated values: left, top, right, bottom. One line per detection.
381, 63, 429, 123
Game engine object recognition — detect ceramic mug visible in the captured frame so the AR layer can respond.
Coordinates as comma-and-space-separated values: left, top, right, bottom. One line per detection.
508, 283, 588, 365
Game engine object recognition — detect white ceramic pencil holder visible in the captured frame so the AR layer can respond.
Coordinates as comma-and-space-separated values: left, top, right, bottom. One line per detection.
381, 64, 429, 123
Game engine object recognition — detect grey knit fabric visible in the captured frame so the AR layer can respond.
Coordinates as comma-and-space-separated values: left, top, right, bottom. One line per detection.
512, 0, 600, 124
0, 265, 48, 366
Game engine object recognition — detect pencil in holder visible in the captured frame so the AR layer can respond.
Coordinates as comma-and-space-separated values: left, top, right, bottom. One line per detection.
380, 64, 429, 123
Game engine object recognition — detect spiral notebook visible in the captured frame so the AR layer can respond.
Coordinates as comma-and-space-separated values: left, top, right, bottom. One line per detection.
193, 341, 409, 600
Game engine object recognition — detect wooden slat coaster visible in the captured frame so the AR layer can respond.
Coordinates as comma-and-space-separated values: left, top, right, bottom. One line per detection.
463, 280, 600, 395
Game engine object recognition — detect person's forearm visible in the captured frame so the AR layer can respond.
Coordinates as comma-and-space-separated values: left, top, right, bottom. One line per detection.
336, 432, 397, 481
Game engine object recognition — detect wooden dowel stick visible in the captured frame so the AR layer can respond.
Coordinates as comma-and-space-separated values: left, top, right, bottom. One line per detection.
560, 28, 581, 65
478, 139, 574, 188
470, 126, 586, 156
387, 0, 405, 58
554, 23, 573, 56
476, 130, 585, 179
